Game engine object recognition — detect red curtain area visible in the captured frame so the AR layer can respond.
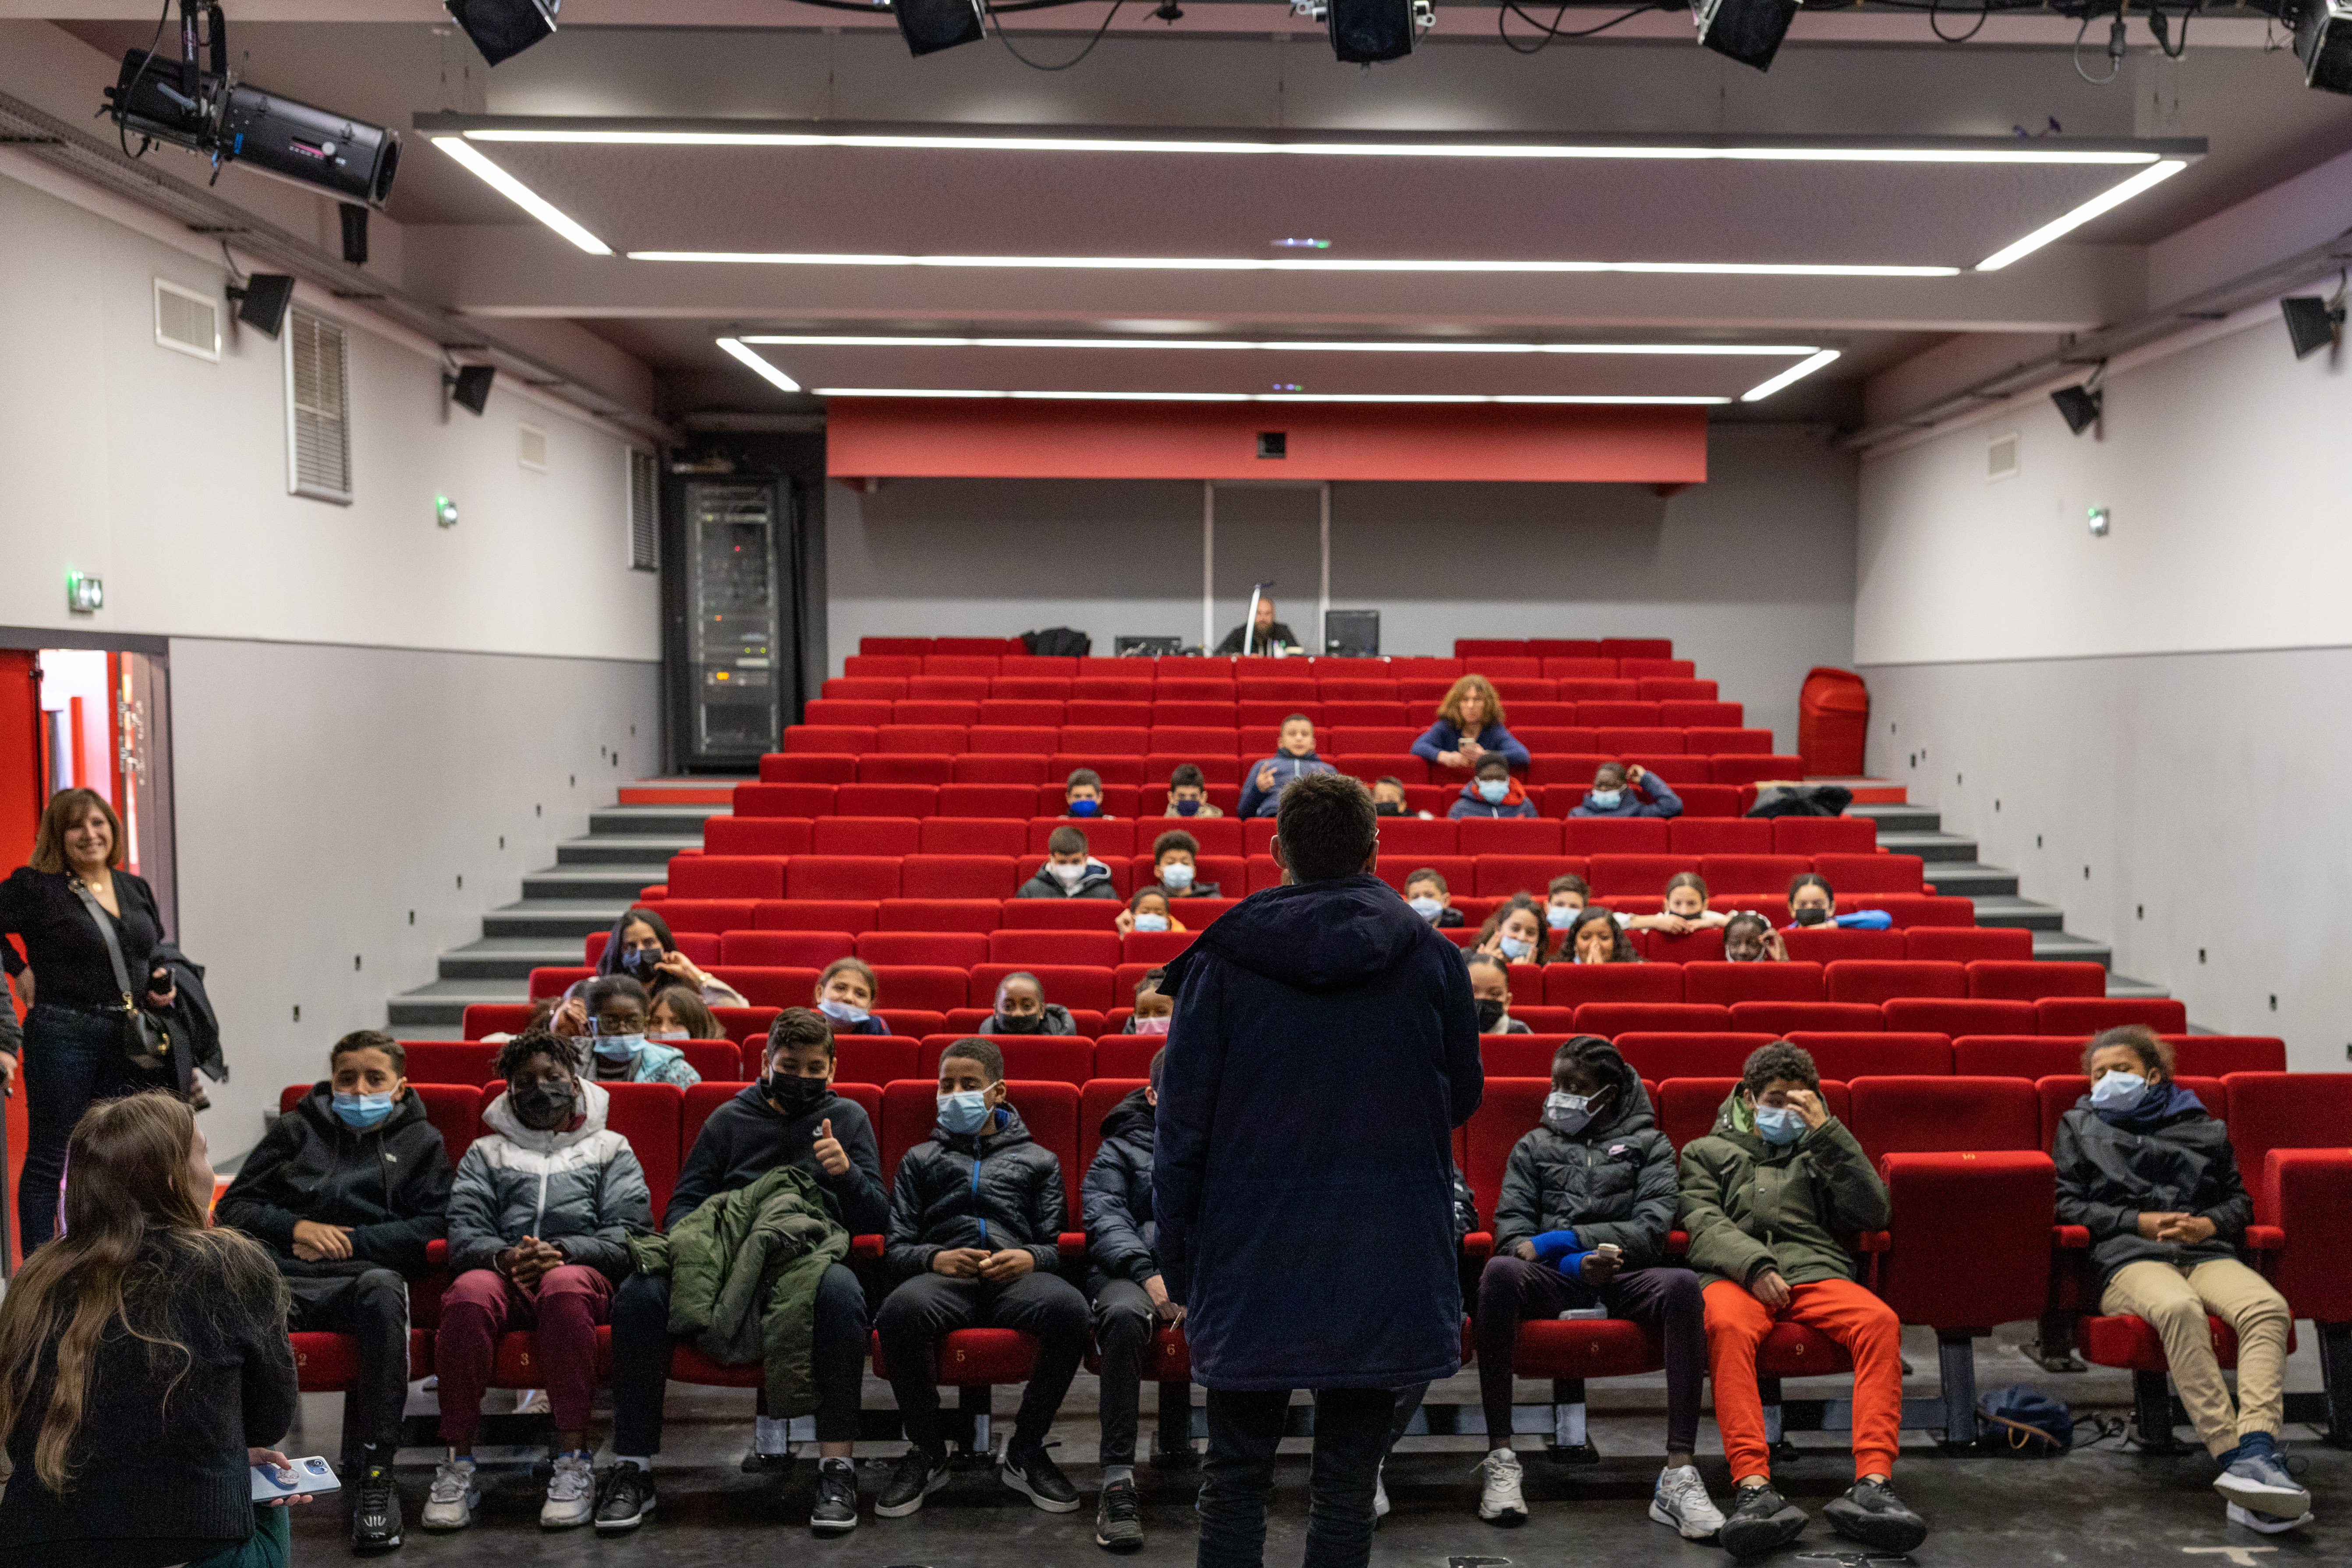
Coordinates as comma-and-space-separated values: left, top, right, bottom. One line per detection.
827, 399, 1709, 483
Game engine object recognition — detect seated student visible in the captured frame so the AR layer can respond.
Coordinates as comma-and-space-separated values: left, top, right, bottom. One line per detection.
649, 984, 726, 1041
1163, 763, 1226, 819
579, 974, 701, 1087
1627, 872, 1732, 936
1064, 768, 1112, 819
1404, 867, 1465, 928
1115, 885, 1186, 938
815, 956, 892, 1036
1448, 754, 1539, 821
563, 907, 747, 1030
1722, 911, 1790, 964
1785, 873, 1892, 932
1148, 828, 1221, 899
1474, 895, 1550, 967
1019, 825, 1119, 900
1568, 761, 1681, 820
1371, 775, 1433, 820
1679, 1042, 1923, 1558
217, 1030, 453, 1552
1543, 874, 1592, 954
983, 971, 1077, 1037
875, 1040, 1090, 1518
1124, 969, 1172, 1034
1236, 713, 1335, 819
2054, 1026, 2308, 1533
602, 1008, 890, 1537
1466, 952, 1530, 1034
1083, 1045, 1175, 1551
1413, 674, 1531, 772
429, 1030, 652, 1533
1477, 1037, 1719, 1537
1564, 903, 1642, 965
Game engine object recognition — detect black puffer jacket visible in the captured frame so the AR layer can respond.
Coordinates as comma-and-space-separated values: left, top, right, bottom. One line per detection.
1084, 1089, 1158, 1281
216, 1083, 453, 1276
2054, 1092, 2253, 1285
1491, 1044, 1677, 1267
885, 1104, 1067, 1280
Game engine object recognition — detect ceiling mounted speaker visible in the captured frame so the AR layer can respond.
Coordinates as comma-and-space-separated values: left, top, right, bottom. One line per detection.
445, 0, 560, 66
2050, 383, 2102, 436
2294, 0, 2352, 92
228, 273, 295, 338
896, 0, 986, 56
2281, 293, 2346, 357
446, 364, 496, 415
1329, 0, 1415, 62
1694, 0, 1800, 70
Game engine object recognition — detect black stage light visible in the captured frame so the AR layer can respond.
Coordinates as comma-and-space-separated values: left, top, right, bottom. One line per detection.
895, 0, 986, 56
2051, 383, 2102, 435
446, 364, 496, 414
227, 272, 295, 337
2294, 0, 2352, 92
1694, 0, 1800, 70
106, 47, 399, 205
1330, 0, 1415, 61
445, 0, 560, 66
2281, 293, 2345, 358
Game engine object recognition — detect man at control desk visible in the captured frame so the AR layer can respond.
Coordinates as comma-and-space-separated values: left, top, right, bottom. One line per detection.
1214, 596, 1298, 655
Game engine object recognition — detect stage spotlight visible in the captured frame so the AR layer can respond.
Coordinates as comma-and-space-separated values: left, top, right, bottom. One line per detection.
1694, 0, 1800, 70
445, 364, 496, 414
895, 0, 985, 56
105, 44, 399, 205
445, 0, 561, 66
2281, 291, 2345, 358
226, 272, 295, 337
1329, 0, 1418, 62
2050, 382, 2102, 435
2293, 0, 2352, 92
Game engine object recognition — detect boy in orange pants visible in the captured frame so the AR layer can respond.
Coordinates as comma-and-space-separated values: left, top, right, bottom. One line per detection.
1677, 1041, 1927, 1560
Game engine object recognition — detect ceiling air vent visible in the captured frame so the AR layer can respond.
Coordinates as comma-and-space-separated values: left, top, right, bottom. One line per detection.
1986, 432, 2019, 482
153, 279, 220, 362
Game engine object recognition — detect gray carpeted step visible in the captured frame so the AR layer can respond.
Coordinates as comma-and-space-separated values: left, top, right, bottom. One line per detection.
438, 937, 588, 981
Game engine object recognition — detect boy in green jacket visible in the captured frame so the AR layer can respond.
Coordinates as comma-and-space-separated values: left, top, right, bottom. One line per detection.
1676, 1041, 1925, 1560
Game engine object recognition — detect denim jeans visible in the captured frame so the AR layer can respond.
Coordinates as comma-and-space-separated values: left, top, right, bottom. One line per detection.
21, 1004, 171, 1249
1198, 1385, 1394, 1568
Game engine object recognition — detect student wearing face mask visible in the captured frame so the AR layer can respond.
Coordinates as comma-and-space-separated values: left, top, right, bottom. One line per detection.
430, 1030, 652, 1534
602, 1009, 889, 1537
1782, 874, 1893, 932
1542, 874, 1592, 955
1474, 1037, 1716, 1536
563, 909, 747, 1033
1371, 776, 1431, 820
1448, 754, 1539, 820
648, 985, 725, 1041
1148, 830, 1221, 899
875, 1041, 1090, 1519
2053, 1026, 2306, 1533
983, 972, 1077, 1037
1563, 904, 1641, 965
1018, 826, 1119, 900
1162, 763, 1226, 818
1404, 869, 1465, 929
1465, 952, 1530, 1034
1082, 1045, 1173, 1550
1568, 761, 1681, 819
1678, 1042, 1921, 1559
1115, 886, 1187, 938
1627, 873, 1732, 937
577, 975, 701, 1087
1125, 971, 1173, 1034
216, 1031, 453, 1551
812, 957, 891, 1036
1721, 911, 1790, 964
1064, 768, 1112, 818
1474, 896, 1551, 969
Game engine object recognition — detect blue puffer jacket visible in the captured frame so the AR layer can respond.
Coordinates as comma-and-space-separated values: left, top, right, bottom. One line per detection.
1568, 771, 1683, 818
1155, 874, 1484, 1391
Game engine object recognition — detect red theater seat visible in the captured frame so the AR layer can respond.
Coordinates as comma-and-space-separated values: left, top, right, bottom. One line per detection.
825, 1038, 919, 1087
937, 784, 1038, 818
461, 1004, 538, 1041
916, 1037, 1094, 1086
2035, 997, 2186, 1034
1787, 1032, 1952, 1080
2165, 1037, 2286, 1076
1952, 1036, 2083, 1080
1612, 1033, 1775, 1080
667, 857, 785, 900
989, 930, 1122, 966
1544, 964, 1683, 1007
900, 855, 1020, 900
1903, 927, 2033, 963
1771, 818, 1877, 856
756, 900, 881, 934
1472, 854, 1582, 897
1682, 962, 1824, 1005
1967, 961, 2105, 1001
1587, 854, 1689, 898
721, 931, 855, 967
704, 818, 812, 857
784, 726, 874, 754
918, 819, 1027, 855
968, 964, 1116, 1012
1577, 1003, 1732, 1034
856, 932, 990, 967
867, 966, 971, 1013
1479, 1035, 1575, 1077
1876, 1150, 2053, 1334
1000, 900, 1124, 931
395, 1041, 500, 1086
1824, 960, 1966, 1006
1668, 820, 1772, 856
1810, 854, 1924, 895
1701, 856, 1812, 895
1456, 819, 1564, 856
1562, 819, 1671, 855
1780, 927, 1907, 963
1634, 928, 1726, 965
2218, 1073, 2352, 1193
1844, 1076, 2040, 1164
811, 817, 923, 856
786, 857, 900, 901
1882, 998, 2035, 1037
1727, 1002, 1883, 1035
758, 757, 854, 787
1026, 818, 1136, 857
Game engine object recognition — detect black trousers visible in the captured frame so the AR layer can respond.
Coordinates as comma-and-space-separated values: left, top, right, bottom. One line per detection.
284, 1268, 410, 1467
875, 1271, 1090, 1454
1474, 1256, 1707, 1455
609, 1262, 871, 1453
1198, 1386, 1394, 1568
1091, 1277, 1157, 1466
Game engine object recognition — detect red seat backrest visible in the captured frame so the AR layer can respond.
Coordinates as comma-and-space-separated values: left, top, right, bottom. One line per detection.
1786, 1031, 1952, 1080
865, 966, 971, 1012
401, 1041, 501, 1085
2037, 997, 2187, 1034
462, 1004, 538, 1040
786, 857, 901, 901
1845, 1076, 2039, 1164
1728, 1001, 1883, 1034
1563, 819, 1671, 855
1544, 963, 1684, 1007
999, 898, 1125, 931
705, 817, 813, 857
917, 1036, 1095, 1087
1824, 960, 1966, 1005
1903, 927, 2033, 963
1682, 961, 1824, 1005
1095, 1037, 1163, 1079
1587, 854, 1688, 897
2165, 1036, 2286, 1076
413, 1082, 485, 1166
1612, 1032, 1776, 1080
639, 899, 758, 935
1479, 1035, 1574, 1077
721, 931, 857, 967
2218, 1073, 2352, 1188
1967, 961, 2106, 1001
1464, 1077, 1551, 1229
1781, 926, 1907, 963
1700, 856, 1813, 896
875, 899, 1002, 933
968, 963, 1117, 1011
920, 818, 1027, 855
1080, 1079, 1149, 1175
582, 1081, 684, 1220
855, 932, 990, 968
1577, 1003, 1733, 1035
1668, 819, 1773, 855
812, 817, 924, 857
988, 930, 1123, 967
710, 966, 823, 1009
822, 1036, 920, 1087
1952, 1035, 2082, 1080
1883, 997, 2036, 1037
754, 899, 881, 934
1457, 820, 1564, 856
1474, 854, 1585, 898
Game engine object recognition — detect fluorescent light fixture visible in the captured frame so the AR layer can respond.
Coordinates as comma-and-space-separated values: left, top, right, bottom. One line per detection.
431, 136, 612, 255
641, 252, 1956, 277
465, 128, 2162, 166
1976, 160, 2187, 271
1739, 348, 1841, 402
811, 388, 1730, 404
741, 334, 1821, 356
716, 336, 803, 393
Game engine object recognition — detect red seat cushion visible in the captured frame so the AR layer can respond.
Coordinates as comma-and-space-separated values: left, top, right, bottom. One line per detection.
1513, 1317, 1665, 1379
492, 1325, 613, 1386
294, 1329, 434, 1389
868, 1327, 1041, 1386
2080, 1314, 2258, 1372
1754, 1321, 1853, 1378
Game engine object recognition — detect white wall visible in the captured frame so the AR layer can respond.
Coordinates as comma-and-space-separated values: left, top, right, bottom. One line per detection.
1856, 303, 2352, 1063
826, 424, 1859, 748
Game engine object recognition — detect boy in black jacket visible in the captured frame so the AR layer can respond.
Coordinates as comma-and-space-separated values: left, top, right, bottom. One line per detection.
217, 1030, 453, 1554
1082, 1047, 1171, 1552
875, 1039, 1090, 1521
602, 1008, 889, 1537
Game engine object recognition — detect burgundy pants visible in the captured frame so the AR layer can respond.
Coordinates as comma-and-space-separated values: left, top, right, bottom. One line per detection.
436, 1264, 613, 1448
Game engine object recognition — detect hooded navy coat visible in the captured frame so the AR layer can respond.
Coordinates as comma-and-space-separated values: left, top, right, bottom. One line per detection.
1152, 873, 1483, 1391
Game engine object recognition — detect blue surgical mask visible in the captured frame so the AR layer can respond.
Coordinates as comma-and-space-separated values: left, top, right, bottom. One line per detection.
1477, 779, 1509, 804
1499, 934, 1534, 961
332, 1091, 395, 1130
2090, 1070, 2148, 1110
1589, 789, 1623, 810
1160, 861, 1195, 891
1133, 912, 1170, 933
1545, 903, 1577, 929
1068, 797, 1100, 818
937, 1089, 993, 1136
592, 1031, 645, 1062
817, 998, 871, 1026
1543, 1091, 1597, 1137
1754, 1104, 1806, 1145
1173, 797, 1201, 817
1409, 895, 1443, 921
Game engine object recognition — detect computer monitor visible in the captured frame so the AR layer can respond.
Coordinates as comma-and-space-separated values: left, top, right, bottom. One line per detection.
1323, 610, 1380, 658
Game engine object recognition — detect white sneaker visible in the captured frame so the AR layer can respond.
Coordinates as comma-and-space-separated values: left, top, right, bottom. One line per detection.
2228, 1501, 2313, 1534
1374, 1459, 1390, 1521
422, 1455, 478, 1531
541, 1451, 595, 1529
1648, 1463, 1728, 1540
1477, 1448, 1527, 1524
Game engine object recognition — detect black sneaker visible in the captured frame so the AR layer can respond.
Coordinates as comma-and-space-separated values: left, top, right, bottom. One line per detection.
1002, 1443, 1083, 1514
810, 1459, 859, 1536
1823, 1477, 1927, 1554
1095, 1477, 1144, 1552
593, 1462, 655, 1534
874, 1447, 950, 1518
1718, 1481, 1808, 1560
350, 1459, 404, 1552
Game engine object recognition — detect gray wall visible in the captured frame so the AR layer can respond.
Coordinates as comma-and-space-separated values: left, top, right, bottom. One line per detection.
169, 638, 659, 1156
825, 424, 1859, 748
1861, 649, 2346, 1067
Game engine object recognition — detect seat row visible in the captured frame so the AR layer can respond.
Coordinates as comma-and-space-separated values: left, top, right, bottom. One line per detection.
781, 722, 1770, 761
842, 650, 1679, 683
811, 697, 1732, 728
741, 772, 1777, 814
857, 634, 1672, 659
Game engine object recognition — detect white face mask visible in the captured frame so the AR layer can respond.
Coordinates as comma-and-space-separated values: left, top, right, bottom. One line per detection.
1159, 861, 1195, 891
1133, 912, 1170, 932
1408, 895, 1443, 922
1050, 859, 1087, 888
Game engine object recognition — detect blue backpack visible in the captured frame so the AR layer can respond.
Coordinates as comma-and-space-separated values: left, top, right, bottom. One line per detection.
1978, 1384, 2075, 1456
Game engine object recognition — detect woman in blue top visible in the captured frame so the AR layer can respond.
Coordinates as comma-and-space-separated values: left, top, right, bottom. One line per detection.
1412, 675, 1530, 771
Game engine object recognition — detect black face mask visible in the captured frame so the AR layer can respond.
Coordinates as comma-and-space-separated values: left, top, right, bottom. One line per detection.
619, 947, 662, 981
1791, 905, 1830, 927
1374, 801, 1405, 817
994, 1011, 1045, 1035
1475, 997, 1508, 1031
511, 1080, 576, 1131
764, 1072, 830, 1117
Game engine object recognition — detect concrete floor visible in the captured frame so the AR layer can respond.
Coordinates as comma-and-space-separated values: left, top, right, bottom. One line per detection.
283, 1324, 2344, 1565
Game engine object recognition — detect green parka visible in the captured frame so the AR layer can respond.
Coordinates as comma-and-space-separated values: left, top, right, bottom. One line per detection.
1675, 1090, 1889, 1290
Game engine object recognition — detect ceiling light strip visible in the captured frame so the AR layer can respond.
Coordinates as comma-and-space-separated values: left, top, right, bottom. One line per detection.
810, 388, 1732, 404
640, 252, 1956, 277
740, 334, 1820, 356
716, 336, 803, 393
1976, 160, 2188, 272
431, 137, 613, 256
1739, 349, 1841, 403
